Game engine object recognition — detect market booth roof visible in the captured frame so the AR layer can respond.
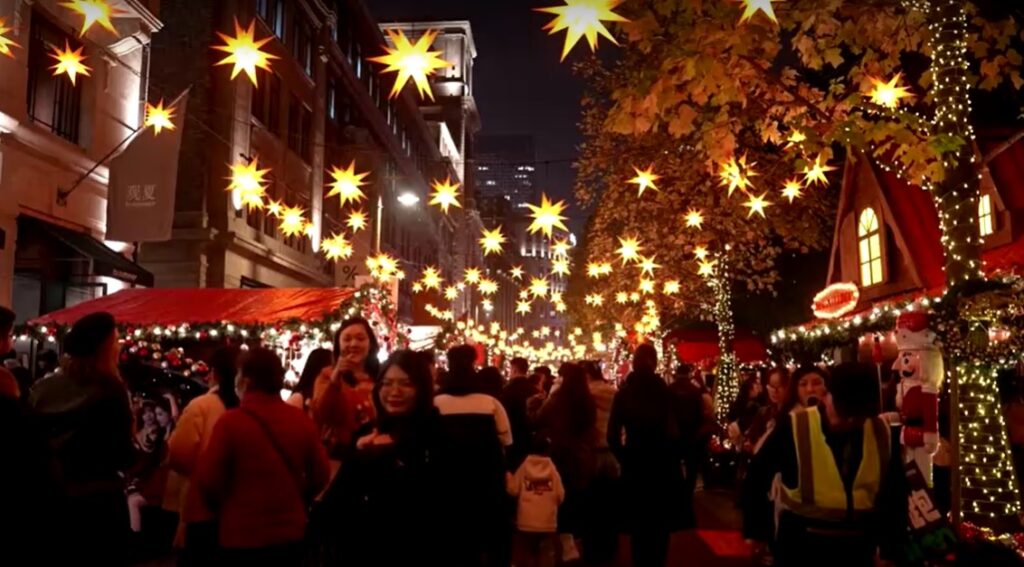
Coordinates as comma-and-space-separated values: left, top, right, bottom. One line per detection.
30, 288, 357, 327
668, 328, 768, 365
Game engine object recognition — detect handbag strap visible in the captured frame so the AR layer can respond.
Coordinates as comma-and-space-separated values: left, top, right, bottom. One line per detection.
240, 407, 306, 500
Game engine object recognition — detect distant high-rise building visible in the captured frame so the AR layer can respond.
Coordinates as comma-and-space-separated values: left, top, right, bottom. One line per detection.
475, 135, 538, 209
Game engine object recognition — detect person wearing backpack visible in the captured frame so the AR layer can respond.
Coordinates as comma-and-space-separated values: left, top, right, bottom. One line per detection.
195, 348, 330, 566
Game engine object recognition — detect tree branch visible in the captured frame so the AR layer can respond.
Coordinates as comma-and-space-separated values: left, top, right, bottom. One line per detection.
739, 55, 832, 124
982, 127, 1024, 166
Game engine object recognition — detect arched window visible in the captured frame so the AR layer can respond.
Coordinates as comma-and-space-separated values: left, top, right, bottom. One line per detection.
979, 194, 994, 238
858, 208, 884, 287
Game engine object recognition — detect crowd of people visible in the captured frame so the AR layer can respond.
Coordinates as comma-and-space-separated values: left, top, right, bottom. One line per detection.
2, 305, 1022, 566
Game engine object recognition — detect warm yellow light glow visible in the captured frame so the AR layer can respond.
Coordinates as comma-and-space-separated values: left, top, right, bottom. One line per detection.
629, 292, 641, 303
737, 0, 778, 24
480, 226, 507, 256
781, 178, 804, 202
719, 154, 757, 197
587, 262, 611, 278
511, 266, 525, 280
213, 19, 278, 87
516, 300, 533, 315
617, 235, 642, 264
420, 266, 443, 291
529, 277, 550, 299
478, 278, 498, 296
519, 289, 531, 300
615, 292, 629, 304
785, 130, 806, 148
279, 206, 308, 238
50, 41, 91, 85
585, 293, 604, 306
550, 291, 564, 304
412, 282, 423, 293
554, 301, 567, 313
143, 99, 176, 135
429, 177, 462, 214
227, 159, 270, 211
266, 199, 284, 218
663, 280, 681, 295
743, 192, 772, 218
629, 164, 660, 196
369, 29, 451, 101
698, 260, 717, 277
445, 286, 460, 301
685, 209, 704, 229
638, 279, 656, 295
322, 233, 353, 261
368, 253, 400, 281
638, 255, 661, 277
550, 238, 572, 257
0, 18, 20, 58
536, 0, 627, 61
326, 161, 370, 207
802, 154, 836, 187
527, 193, 570, 238
61, 1, 124, 36
551, 258, 571, 277
693, 245, 709, 260
867, 73, 913, 109
347, 209, 368, 232
464, 267, 482, 285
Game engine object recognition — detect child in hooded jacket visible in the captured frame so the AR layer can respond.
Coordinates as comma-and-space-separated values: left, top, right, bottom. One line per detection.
507, 434, 566, 567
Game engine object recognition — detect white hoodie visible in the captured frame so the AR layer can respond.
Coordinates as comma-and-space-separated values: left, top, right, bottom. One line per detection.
507, 455, 566, 533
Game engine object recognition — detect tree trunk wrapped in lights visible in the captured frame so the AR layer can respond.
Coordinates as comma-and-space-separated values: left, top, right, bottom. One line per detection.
708, 252, 738, 426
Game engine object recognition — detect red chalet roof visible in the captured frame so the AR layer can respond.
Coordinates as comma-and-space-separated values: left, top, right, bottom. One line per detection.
30, 288, 356, 328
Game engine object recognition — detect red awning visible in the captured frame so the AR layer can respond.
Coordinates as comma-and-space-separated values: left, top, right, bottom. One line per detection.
668, 329, 768, 365
30, 288, 356, 327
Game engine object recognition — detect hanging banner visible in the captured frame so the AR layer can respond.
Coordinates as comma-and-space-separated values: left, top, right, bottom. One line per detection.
106, 89, 189, 242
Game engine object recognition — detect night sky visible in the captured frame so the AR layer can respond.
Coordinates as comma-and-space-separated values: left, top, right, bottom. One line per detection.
367, 0, 587, 222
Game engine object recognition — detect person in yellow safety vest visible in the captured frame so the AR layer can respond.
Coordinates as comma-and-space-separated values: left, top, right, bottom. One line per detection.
748, 363, 907, 567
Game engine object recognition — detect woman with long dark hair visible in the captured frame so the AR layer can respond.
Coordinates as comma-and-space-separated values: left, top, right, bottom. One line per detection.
313, 318, 380, 454
167, 345, 240, 564
328, 350, 441, 565
287, 348, 334, 415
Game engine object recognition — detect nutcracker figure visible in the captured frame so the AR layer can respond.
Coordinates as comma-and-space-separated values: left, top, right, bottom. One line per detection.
892, 311, 944, 485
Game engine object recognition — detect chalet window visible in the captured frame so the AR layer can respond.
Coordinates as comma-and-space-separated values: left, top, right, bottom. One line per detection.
858, 207, 884, 287
27, 14, 82, 144
979, 194, 994, 238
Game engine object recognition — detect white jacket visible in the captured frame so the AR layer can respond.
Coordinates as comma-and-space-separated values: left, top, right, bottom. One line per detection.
507, 455, 566, 533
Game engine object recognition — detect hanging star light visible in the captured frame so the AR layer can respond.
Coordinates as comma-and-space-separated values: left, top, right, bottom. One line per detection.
0, 19, 19, 58
550, 238, 572, 258
737, 0, 778, 24
212, 19, 278, 87
510, 266, 525, 280
478, 278, 499, 296
326, 161, 370, 207
429, 177, 462, 214
586, 262, 606, 278
693, 245, 710, 260
265, 198, 284, 218
628, 164, 660, 196
227, 159, 270, 211
638, 255, 661, 277
50, 41, 91, 85
322, 234, 354, 261
529, 277, 550, 299
585, 293, 604, 307
785, 130, 806, 149
684, 209, 704, 229
554, 301, 567, 313
347, 209, 368, 232
629, 292, 641, 303
143, 99, 176, 136
617, 236, 642, 264
698, 259, 717, 277
412, 282, 424, 293
61, 0, 125, 36
464, 267, 482, 285
444, 286, 460, 301
420, 266, 443, 291
615, 292, 629, 305
526, 193, 570, 238
551, 258, 571, 277
278, 206, 308, 238
480, 226, 507, 256
781, 179, 804, 203
743, 192, 772, 218
802, 155, 836, 187
369, 29, 451, 101
663, 280, 681, 295
718, 155, 757, 197
867, 73, 913, 109
516, 300, 533, 315
638, 279, 656, 295
536, 0, 627, 61
519, 289, 531, 301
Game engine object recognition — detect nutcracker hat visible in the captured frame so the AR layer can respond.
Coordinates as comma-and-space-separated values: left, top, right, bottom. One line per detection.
894, 310, 938, 351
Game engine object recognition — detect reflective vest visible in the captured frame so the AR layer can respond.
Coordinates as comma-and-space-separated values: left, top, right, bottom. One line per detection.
776, 407, 890, 522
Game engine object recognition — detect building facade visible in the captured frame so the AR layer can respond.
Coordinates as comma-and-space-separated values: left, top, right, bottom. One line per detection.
0, 0, 161, 320
141, 0, 462, 321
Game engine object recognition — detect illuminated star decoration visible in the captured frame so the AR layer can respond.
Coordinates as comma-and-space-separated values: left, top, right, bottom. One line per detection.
628, 164, 660, 197
429, 177, 462, 214
719, 155, 757, 197
536, 0, 628, 62
638, 255, 661, 277
698, 260, 717, 277
347, 209, 368, 232
551, 258, 571, 277
278, 206, 308, 238
519, 289, 531, 300
144, 100, 176, 136
480, 226, 507, 256
321, 234, 354, 261
867, 73, 913, 109
526, 193, 570, 238
61, 1, 125, 36
327, 161, 370, 207
368, 253, 400, 281
551, 238, 572, 258
785, 130, 806, 149
617, 236, 642, 265
227, 159, 271, 211
478, 278, 499, 296
445, 286, 460, 301
737, 0, 778, 24
0, 18, 21, 58
585, 293, 604, 307
516, 300, 532, 315
212, 19, 278, 87
420, 266, 443, 291
464, 268, 482, 285
529, 277, 550, 299
802, 155, 836, 187
693, 245, 710, 260
50, 41, 91, 85
685, 209, 704, 229
638, 279, 656, 295
266, 198, 284, 218
369, 29, 452, 101
663, 280, 681, 295
510, 266, 525, 280
615, 292, 629, 304
781, 178, 804, 203
743, 192, 772, 218
587, 262, 607, 278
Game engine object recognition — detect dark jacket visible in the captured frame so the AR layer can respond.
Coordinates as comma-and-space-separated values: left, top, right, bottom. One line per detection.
501, 376, 538, 470
0, 396, 54, 559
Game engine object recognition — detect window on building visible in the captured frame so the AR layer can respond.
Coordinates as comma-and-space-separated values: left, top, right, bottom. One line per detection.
251, 70, 282, 135
27, 15, 82, 144
293, 16, 313, 77
256, 0, 285, 38
979, 194, 994, 237
327, 80, 337, 120
287, 96, 313, 163
858, 207, 884, 287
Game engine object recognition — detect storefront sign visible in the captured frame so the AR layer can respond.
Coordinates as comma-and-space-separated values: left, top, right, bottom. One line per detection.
812, 282, 860, 319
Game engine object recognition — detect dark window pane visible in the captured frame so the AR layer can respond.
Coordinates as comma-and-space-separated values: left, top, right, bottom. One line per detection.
27, 13, 82, 144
